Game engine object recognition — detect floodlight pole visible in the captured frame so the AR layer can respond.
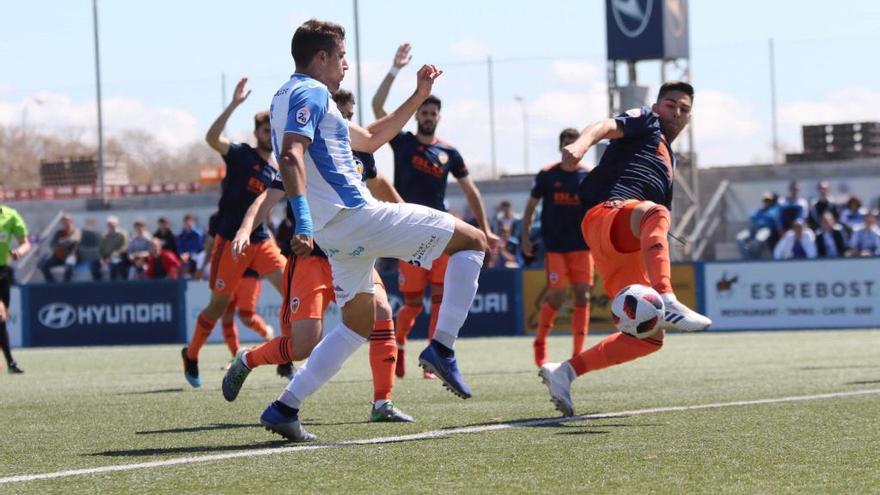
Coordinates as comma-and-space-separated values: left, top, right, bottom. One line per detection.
92, 0, 106, 202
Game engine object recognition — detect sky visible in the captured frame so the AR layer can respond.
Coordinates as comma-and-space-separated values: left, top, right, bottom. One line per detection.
1, 0, 879, 180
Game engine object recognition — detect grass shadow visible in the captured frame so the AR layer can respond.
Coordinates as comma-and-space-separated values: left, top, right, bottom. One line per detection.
136, 423, 262, 435
86, 440, 288, 457
116, 387, 185, 396
845, 379, 880, 386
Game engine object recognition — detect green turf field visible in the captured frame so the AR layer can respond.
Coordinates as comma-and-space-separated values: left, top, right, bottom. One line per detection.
1, 330, 879, 494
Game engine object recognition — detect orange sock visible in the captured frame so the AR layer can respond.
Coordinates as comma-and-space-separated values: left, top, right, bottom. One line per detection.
568, 332, 662, 376
370, 319, 397, 402
240, 311, 270, 338
395, 301, 423, 346
427, 294, 442, 341
187, 313, 217, 360
571, 303, 589, 357
221, 320, 239, 356
640, 206, 673, 294
244, 336, 293, 369
536, 302, 559, 343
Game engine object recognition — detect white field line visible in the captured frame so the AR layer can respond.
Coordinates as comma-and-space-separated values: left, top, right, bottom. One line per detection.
2, 388, 878, 485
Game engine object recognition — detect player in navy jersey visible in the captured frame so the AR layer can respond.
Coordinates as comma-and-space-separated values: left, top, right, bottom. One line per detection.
522, 128, 593, 367
221, 88, 416, 423
181, 78, 289, 388
539, 81, 712, 417
372, 43, 497, 379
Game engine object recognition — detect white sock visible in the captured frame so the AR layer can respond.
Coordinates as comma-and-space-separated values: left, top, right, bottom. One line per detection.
241, 351, 250, 369
434, 250, 485, 349
278, 322, 366, 409
373, 399, 390, 410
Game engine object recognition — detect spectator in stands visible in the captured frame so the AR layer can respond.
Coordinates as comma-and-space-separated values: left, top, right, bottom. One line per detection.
39, 213, 81, 283
77, 218, 102, 270
737, 192, 780, 259
814, 212, 847, 258
90, 216, 129, 281
777, 180, 809, 232
176, 214, 204, 278
493, 200, 522, 238
846, 209, 880, 257
125, 219, 153, 278
807, 180, 839, 230
153, 217, 178, 254
773, 219, 817, 260
839, 195, 867, 233
142, 237, 182, 280
490, 223, 523, 269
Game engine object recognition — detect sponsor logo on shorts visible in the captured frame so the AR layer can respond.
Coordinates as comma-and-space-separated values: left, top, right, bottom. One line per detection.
398, 273, 406, 286
290, 297, 300, 314
549, 272, 560, 284
410, 235, 439, 264
296, 107, 310, 125
216, 279, 226, 290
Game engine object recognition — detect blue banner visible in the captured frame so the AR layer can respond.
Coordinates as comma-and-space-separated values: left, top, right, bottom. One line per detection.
380, 268, 524, 338
23, 280, 186, 347
606, 0, 689, 60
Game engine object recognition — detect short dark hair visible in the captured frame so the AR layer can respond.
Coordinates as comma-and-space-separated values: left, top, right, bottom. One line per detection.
419, 95, 441, 111
657, 81, 694, 103
254, 111, 270, 130
291, 19, 345, 68
332, 89, 355, 107
559, 128, 579, 147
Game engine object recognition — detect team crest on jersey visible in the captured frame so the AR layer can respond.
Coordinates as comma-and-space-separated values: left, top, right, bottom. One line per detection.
625, 107, 642, 118
354, 157, 364, 176
296, 107, 311, 125
437, 151, 449, 165
290, 297, 300, 314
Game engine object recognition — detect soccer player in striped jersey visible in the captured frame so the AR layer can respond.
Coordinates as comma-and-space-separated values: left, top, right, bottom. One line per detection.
240, 20, 486, 441
222, 88, 415, 423
539, 82, 712, 417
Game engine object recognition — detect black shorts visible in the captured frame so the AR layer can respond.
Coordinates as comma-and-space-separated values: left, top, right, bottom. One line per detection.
0, 265, 13, 306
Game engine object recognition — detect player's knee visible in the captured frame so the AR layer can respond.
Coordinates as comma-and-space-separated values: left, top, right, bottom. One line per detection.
545, 289, 566, 308
573, 285, 591, 306
374, 299, 393, 321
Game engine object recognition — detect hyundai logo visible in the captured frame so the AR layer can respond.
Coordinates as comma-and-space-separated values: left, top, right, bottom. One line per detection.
38, 303, 77, 329
611, 0, 654, 38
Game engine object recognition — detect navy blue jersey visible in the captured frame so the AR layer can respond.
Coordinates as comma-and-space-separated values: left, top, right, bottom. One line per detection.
217, 143, 284, 243
390, 132, 468, 211
530, 163, 590, 252
578, 107, 675, 211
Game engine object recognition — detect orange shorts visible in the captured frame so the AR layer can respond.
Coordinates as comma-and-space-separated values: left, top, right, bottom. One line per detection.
281, 255, 335, 324
209, 235, 286, 297
581, 200, 650, 298
398, 254, 449, 294
544, 250, 594, 289
231, 276, 262, 315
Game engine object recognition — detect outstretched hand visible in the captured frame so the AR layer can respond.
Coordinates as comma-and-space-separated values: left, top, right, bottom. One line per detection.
393, 43, 412, 69
415, 65, 443, 98
231, 77, 252, 106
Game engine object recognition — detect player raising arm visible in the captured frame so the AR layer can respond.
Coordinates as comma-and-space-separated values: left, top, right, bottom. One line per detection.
539, 82, 712, 417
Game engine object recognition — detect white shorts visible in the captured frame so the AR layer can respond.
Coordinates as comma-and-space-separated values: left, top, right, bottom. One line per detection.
316, 202, 456, 306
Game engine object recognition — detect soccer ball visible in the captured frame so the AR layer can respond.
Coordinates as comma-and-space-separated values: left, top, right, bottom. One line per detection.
611, 284, 664, 338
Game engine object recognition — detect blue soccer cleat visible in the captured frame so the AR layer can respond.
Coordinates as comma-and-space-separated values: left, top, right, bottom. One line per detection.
181, 346, 201, 388
260, 402, 317, 442
418, 341, 472, 399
